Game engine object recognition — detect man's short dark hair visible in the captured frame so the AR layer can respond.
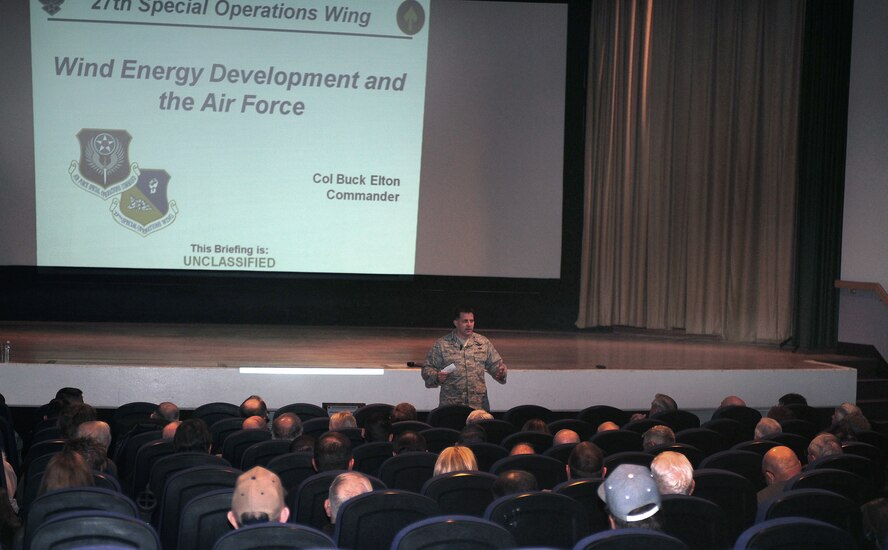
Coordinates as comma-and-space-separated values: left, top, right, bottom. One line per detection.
453, 306, 475, 320
492, 470, 538, 498
459, 425, 487, 444
568, 442, 604, 479
363, 413, 392, 443
174, 418, 212, 453
393, 431, 426, 454
314, 432, 353, 471
55, 387, 84, 407
289, 434, 315, 453
390, 403, 417, 423
58, 403, 97, 439
778, 393, 808, 407
237, 512, 271, 526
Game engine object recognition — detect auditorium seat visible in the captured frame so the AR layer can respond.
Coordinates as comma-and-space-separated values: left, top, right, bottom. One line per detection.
129, 438, 175, 499
30, 510, 161, 550
646, 443, 704, 468
485, 491, 589, 548
156, 464, 240, 550
210, 417, 246, 453
651, 409, 700, 432
335, 490, 440, 550
489, 454, 567, 490
577, 405, 630, 428
465, 442, 509, 472
266, 451, 315, 493
602, 451, 653, 472
192, 402, 241, 428
239, 439, 290, 469
733, 517, 854, 550
474, 419, 516, 445
176, 488, 234, 550
779, 418, 820, 441
391, 420, 433, 437
675, 428, 727, 458
378, 451, 438, 493
731, 439, 779, 457
418, 427, 460, 453
25, 487, 139, 549
289, 470, 386, 531
552, 478, 609, 535
426, 404, 473, 430
353, 403, 393, 427
709, 405, 761, 433
785, 468, 868, 505
589, 429, 642, 455
110, 401, 157, 439
548, 419, 596, 441
762, 488, 863, 545
700, 418, 751, 448
500, 430, 554, 453
657, 494, 728, 550
220, 428, 270, 467
273, 402, 328, 422
391, 515, 516, 550
692, 468, 756, 542
302, 417, 331, 439
621, 418, 669, 434
763, 432, 809, 463
214, 522, 335, 549
421, 471, 498, 517
353, 441, 394, 478
503, 404, 553, 429
544, 442, 579, 464
698, 449, 764, 491
573, 527, 688, 550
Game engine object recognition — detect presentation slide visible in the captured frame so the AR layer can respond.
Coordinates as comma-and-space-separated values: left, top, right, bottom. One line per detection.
2, 0, 568, 279
31, 0, 429, 274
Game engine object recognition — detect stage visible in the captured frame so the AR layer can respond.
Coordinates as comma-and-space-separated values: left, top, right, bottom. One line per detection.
0, 322, 857, 417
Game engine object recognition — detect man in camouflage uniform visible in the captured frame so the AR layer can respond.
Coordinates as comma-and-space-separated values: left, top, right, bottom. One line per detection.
421, 308, 507, 411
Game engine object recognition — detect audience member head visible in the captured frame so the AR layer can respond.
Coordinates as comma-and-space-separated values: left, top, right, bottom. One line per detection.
832, 413, 872, 441
390, 402, 417, 423
329, 411, 358, 430
554, 429, 581, 446
272, 413, 303, 441
761, 446, 801, 486
243, 415, 267, 431
393, 431, 426, 455
55, 387, 84, 408
754, 418, 782, 440
38, 449, 94, 495
325, 471, 373, 525
807, 433, 843, 464
289, 434, 316, 453
240, 395, 268, 421
492, 470, 538, 498
832, 402, 863, 425
162, 420, 181, 440
510, 442, 535, 456
598, 464, 662, 530
314, 431, 353, 471
174, 418, 212, 453
362, 412, 392, 443
459, 424, 487, 444
151, 401, 179, 422
227, 466, 289, 528
649, 394, 677, 416
567, 442, 605, 479
74, 420, 111, 451
720, 395, 746, 408
434, 446, 478, 476
522, 418, 550, 434
597, 421, 620, 433
466, 409, 494, 424
862, 498, 888, 550
642, 425, 675, 450
766, 405, 794, 422
58, 403, 97, 439
777, 393, 807, 407
63, 437, 110, 473
650, 451, 694, 495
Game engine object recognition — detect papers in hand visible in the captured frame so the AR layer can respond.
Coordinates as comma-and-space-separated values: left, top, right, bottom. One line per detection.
441, 363, 457, 374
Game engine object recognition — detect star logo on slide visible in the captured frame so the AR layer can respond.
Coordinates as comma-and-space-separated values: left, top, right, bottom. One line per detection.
110, 169, 178, 236
69, 129, 138, 199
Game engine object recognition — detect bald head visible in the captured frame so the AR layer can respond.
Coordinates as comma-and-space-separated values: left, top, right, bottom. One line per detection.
510, 443, 535, 456
762, 446, 801, 485
720, 396, 746, 408
75, 421, 111, 450
597, 421, 620, 433
325, 471, 373, 524
162, 420, 181, 439
243, 415, 267, 430
554, 429, 581, 446
466, 409, 494, 424
153, 402, 179, 422
272, 413, 302, 440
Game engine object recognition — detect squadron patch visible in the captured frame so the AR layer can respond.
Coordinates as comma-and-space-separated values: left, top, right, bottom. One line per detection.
110, 169, 178, 236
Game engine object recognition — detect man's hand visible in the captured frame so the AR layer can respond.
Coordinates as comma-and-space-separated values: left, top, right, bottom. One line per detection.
437, 371, 449, 383
494, 363, 508, 381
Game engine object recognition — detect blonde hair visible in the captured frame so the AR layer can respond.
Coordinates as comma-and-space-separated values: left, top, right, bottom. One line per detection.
329, 411, 357, 430
434, 446, 478, 476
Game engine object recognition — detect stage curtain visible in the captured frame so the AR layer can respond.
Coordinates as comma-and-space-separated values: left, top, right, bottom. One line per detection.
576, 0, 804, 342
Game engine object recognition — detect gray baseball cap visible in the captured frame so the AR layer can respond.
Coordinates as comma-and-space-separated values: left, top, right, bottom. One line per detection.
597, 463, 661, 522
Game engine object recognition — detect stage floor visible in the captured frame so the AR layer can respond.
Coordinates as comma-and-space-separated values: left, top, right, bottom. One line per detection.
0, 321, 853, 370
0, 322, 858, 413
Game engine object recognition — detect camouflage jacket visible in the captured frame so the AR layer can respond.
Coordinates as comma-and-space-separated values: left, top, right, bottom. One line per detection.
421, 331, 505, 410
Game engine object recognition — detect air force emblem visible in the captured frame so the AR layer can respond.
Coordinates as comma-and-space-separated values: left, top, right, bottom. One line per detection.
110, 169, 178, 236
70, 129, 138, 199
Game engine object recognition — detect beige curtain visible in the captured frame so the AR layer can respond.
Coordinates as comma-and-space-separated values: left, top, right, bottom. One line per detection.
577, 0, 804, 342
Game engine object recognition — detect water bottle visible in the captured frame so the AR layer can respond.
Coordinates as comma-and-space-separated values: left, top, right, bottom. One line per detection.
1, 341, 9, 363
